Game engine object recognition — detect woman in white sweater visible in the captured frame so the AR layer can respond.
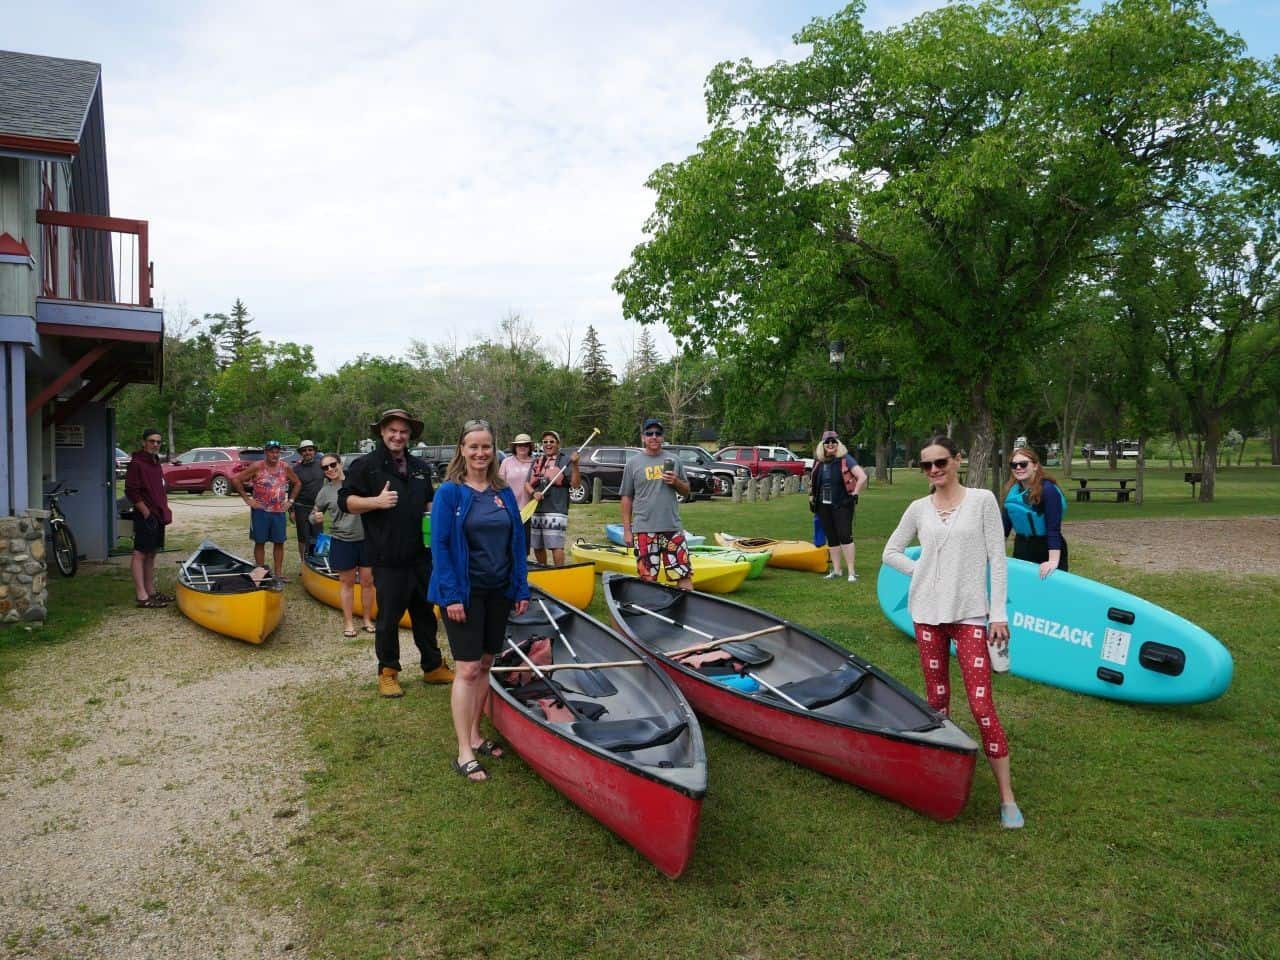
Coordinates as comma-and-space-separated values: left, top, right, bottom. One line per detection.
882, 435, 1023, 828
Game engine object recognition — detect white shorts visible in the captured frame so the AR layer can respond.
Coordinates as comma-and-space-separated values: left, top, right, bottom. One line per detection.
529, 512, 568, 550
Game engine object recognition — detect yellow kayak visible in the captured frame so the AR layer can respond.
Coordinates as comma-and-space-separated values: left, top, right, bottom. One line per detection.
527, 561, 596, 608
301, 557, 412, 628
714, 532, 829, 573
177, 541, 283, 644
570, 540, 751, 594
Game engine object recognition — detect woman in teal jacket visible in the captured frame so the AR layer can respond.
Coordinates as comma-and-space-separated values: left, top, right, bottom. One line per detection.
428, 419, 530, 783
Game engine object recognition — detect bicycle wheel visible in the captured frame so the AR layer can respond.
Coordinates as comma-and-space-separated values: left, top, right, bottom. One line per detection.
52, 523, 78, 576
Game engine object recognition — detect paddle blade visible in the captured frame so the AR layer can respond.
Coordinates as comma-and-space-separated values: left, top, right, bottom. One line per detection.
571, 667, 617, 698
519, 498, 538, 523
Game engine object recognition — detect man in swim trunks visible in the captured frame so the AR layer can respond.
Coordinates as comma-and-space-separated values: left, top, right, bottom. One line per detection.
619, 418, 693, 590
230, 439, 301, 577
526, 430, 580, 566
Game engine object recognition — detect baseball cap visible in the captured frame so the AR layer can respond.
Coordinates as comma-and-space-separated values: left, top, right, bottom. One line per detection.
641, 418, 664, 433
264, 439, 282, 449
541, 430, 561, 444
821, 430, 839, 443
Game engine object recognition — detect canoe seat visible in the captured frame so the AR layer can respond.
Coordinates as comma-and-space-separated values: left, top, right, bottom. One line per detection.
509, 603, 571, 626
573, 711, 688, 752
769, 663, 867, 709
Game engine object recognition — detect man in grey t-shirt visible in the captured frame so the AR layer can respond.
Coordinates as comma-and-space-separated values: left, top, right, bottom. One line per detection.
620, 417, 694, 590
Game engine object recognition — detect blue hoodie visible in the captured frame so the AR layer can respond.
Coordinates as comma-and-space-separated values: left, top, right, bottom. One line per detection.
428, 481, 530, 608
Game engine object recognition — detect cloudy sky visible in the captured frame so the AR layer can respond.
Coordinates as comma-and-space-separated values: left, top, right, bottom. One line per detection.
7, 1, 1279, 373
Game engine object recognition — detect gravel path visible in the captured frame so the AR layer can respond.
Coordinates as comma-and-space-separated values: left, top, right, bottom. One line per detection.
0, 499, 1272, 957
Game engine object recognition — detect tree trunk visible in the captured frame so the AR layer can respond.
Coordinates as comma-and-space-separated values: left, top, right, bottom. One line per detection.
1271, 423, 1279, 465
1199, 420, 1221, 502
1135, 432, 1145, 506
874, 437, 889, 482
167, 408, 176, 457
966, 387, 996, 489
1062, 423, 1076, 479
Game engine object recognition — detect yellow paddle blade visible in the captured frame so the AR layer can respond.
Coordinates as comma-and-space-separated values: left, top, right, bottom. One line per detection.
520, 498, 539, 523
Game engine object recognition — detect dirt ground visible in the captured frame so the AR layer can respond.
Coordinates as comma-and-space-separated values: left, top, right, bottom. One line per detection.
0, 498, 1275, 958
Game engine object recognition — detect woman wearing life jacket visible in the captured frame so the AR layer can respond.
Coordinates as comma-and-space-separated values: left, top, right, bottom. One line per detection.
429, 419, 530, 783
809, 430, 867, 581
1000, 446, 1068, 579
882, 435, 1023, 828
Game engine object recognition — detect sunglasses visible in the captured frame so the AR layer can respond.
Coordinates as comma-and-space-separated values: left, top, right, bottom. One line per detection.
823, 439, 838, 445
1010, 460, 1033, 470
643, 430, 663, 437
462, 419, 491, 432
919, 457, 952, 472
322, 462, 339, 471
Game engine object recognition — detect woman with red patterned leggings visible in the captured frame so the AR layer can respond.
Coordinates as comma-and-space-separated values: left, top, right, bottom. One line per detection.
883, 435, 1023, 829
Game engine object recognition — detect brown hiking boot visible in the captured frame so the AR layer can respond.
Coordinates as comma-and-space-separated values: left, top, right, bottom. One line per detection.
378, 667, 404, 698
422, 664, 455, 685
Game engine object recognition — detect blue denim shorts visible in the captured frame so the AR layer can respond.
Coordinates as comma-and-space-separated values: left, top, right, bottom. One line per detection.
249, 508, 287, 544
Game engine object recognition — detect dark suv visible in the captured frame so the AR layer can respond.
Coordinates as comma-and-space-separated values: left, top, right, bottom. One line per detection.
569, 446, 713, 504
664, 444, 750, 496
410, 444, 456, 480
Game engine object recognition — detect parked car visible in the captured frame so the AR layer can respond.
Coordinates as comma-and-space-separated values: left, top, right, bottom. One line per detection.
758, 444, 815, 471
162, 447, 264, 496
713, 445, 808, 479
410, 444, 456, 480
114, 447, 130, 479
569, 446, 713, 504
664, 443, 750, 496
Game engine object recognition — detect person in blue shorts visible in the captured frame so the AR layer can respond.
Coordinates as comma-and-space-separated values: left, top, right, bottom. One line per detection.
311, 455, 376, 637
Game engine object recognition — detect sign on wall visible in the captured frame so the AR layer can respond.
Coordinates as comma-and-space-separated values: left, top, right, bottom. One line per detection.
54, 425, 85, 448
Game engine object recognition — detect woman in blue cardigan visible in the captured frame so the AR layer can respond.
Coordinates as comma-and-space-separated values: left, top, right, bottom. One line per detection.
428, 419, 530, 783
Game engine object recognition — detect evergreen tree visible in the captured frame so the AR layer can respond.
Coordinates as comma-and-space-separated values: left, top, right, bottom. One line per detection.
577, 325, 615, 439
208, 298, 260, 367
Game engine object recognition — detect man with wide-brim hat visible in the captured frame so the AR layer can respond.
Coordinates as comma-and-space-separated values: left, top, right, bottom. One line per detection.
340, 408, 453, 697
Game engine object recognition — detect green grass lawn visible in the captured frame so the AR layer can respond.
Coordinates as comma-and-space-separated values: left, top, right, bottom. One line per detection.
264, 465, 1278, 960
6, 466, 1276, 959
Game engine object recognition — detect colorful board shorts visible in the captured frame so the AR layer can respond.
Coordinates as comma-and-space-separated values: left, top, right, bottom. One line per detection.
636, 531, 692, 582
530, 512, 568, 550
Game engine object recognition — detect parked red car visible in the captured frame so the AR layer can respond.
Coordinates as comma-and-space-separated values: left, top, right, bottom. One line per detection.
713, 445, 808, 479
162, 447, 264, 495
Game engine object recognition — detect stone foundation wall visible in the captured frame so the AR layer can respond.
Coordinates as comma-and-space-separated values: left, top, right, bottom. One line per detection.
0, 512, 48, 624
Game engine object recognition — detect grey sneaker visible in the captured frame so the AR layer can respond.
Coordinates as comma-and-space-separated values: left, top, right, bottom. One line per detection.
823, 570, 842, 580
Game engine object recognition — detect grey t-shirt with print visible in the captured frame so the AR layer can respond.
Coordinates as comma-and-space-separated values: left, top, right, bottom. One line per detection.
620, 451, 687, 534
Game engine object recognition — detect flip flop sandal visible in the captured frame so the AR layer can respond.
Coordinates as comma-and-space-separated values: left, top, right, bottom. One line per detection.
149, 592, 175, 603
136, 597, 167, 608
474, 738, 505, 759
362, 625, 377, 634
451, 757, 488, 782
343, 628, 358, 638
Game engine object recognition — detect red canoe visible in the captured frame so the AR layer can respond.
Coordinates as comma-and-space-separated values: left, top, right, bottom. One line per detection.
603, 574, 978, 821
488, 589, 707, 878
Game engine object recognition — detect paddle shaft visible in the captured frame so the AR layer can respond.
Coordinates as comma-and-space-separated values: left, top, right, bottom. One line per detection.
502, 639, 591, 721
623, 602, 784, 656
520, 427, 600, 522
534, 597, 617, 697
746, 671, 809, 711
491, 660, 643, 675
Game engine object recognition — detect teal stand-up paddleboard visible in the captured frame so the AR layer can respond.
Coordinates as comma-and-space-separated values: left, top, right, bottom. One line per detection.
876, 547, 1233, 704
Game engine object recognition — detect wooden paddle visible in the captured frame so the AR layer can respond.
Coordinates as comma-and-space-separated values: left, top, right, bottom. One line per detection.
535, 597, 617, 697
520, 427, 600, 523
491, 660, 644, 675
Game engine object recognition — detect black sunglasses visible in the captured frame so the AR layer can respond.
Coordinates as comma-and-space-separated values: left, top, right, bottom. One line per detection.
823, 438, 838, 445
919, 457, 952, 472
1010, 460, 1032, 469
321, 461, 339, 470
643, 430, 663, 437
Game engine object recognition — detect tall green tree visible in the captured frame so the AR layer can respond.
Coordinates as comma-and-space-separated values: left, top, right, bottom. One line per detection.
615, 0, 1280, 485
577, 325, 615, 439
208, 298, 259, 368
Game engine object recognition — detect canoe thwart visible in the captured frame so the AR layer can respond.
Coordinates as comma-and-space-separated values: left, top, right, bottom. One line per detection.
491, 660, 645, 674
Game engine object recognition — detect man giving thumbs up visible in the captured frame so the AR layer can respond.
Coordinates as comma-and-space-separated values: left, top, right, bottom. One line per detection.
341, 408, 455, 698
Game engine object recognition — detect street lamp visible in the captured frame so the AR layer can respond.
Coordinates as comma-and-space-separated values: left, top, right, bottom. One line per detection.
886, 399, 896, 485
828, 340, 845, 430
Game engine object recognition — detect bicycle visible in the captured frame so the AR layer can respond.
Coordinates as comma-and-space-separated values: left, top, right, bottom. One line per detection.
44, 482, 79, 577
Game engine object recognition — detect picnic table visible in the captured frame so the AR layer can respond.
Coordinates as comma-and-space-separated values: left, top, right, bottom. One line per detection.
1075, 476, 1136, 502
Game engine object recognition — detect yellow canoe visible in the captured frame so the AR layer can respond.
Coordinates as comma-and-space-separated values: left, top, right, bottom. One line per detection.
301, 559, 413, 628
570, 540, 751, 594
176, 541, 283, 644
714, 532, 829, 573
527, 561, 596, 609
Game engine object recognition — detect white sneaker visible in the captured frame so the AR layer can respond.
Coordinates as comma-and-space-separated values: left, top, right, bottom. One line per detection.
823, 570, 842, 580
847, 573, 858, 583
